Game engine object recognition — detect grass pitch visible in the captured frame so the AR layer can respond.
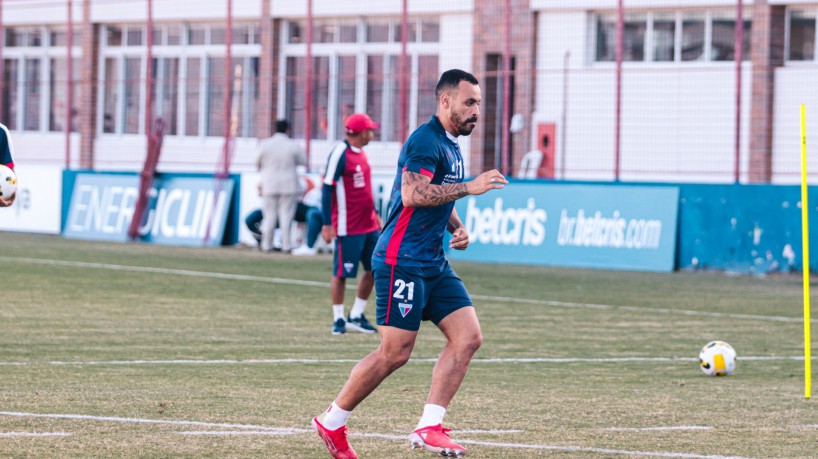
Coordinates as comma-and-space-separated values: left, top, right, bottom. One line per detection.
0, 231, 816, 458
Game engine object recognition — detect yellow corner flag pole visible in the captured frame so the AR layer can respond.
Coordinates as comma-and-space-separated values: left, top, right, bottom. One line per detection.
801, 104, 812, 400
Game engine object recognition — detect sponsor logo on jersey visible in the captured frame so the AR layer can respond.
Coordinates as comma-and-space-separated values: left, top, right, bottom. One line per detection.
344, 262, 354, 272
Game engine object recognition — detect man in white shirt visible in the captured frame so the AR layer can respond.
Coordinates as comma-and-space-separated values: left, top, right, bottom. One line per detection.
255, 119, 307, 253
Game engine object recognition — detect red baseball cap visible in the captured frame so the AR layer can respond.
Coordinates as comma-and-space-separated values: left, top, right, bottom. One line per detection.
345, 113, 380, 134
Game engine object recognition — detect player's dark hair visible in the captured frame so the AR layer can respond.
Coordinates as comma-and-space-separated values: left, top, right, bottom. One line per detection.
435, 69, 479, 100
275, 119, 289, 133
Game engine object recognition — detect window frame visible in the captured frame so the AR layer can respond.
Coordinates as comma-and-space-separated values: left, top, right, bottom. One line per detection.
98, 23, 261, 138
591, 8, 753, 65
278, 16, 441, 143
785, 8, 818, 64
1, 25, 83, 133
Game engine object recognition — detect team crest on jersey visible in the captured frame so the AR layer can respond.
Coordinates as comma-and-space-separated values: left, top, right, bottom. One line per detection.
399, 302, 413, 317
344, 262, 354, 272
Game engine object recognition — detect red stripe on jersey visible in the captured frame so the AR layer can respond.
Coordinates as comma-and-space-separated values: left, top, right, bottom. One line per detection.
4, 161, 13, 170
385, 207, 414, 265
402, 166, 433, 179
384, 264, 396, 325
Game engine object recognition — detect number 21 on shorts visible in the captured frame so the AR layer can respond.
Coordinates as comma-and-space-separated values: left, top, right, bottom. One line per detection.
393, 279, 415, 318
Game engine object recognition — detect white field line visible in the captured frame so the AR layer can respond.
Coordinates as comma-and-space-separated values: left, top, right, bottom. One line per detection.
606, 426, 712, 431
0, 355, 809, 367
3, 256, 810, 324
0, 411, 754, 459
0, 411, 308, 433
0, 432, 70, 437
178, 428, 522, 436
178, 430, 294, 436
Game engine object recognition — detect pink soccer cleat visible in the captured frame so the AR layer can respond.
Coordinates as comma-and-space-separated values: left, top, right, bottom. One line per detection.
410, 424, 467, 457
312, 414, 358, 459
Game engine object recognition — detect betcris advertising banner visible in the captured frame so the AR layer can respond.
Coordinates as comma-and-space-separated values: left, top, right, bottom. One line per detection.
63, 172, 234, 246
450, 183, 679, 272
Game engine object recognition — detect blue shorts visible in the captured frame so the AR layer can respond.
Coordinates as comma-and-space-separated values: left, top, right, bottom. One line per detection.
373, 260, 473, 331
333, 230, 379, 278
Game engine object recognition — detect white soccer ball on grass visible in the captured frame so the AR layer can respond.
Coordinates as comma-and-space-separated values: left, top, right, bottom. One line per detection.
698, 340, 737, 376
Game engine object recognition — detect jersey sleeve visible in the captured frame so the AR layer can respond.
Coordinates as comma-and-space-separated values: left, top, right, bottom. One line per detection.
323, 143, 347, 186
0, 124, 14, 170
402, 135, 438, 179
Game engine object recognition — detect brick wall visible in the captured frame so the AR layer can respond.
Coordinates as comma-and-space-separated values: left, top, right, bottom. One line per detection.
471, 0, 536, 177
79, 0, 98, 169
748, 1, 786, 183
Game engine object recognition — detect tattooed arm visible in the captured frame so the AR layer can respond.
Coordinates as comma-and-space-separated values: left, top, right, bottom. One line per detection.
401, 169, 509, 208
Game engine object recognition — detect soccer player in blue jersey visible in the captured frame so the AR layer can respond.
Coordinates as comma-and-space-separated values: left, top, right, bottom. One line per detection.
0, 123, 16, 208
313, 69, 508, 459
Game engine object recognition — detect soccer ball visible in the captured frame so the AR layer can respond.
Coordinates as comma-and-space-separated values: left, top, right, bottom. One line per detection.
698, 340, 737, 376
0, 165, 16, 201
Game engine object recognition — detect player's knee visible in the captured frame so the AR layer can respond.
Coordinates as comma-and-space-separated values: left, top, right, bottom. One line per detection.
379, 343, 414, 370
460, 331, 482, 355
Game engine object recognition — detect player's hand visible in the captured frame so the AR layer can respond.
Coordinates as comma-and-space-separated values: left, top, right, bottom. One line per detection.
449, 226, 469, 250
0, 192, 15, 208
321, 225, 336, 243
466, 169, 507, 196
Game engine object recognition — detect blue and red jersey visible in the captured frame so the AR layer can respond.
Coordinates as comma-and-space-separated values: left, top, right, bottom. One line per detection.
373, 115, 465, 267
322, 140, 379, 237
0, 123, 15, 170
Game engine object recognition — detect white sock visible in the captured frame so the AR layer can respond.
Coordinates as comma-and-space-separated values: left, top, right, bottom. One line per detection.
349, 297, 368, 319
416, 404, 446, 430
322, 401, 351, 431
332, 304, 345, 321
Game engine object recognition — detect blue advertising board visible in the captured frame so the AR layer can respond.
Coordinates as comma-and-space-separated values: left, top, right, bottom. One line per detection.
63, 172, 234, 246
449, 183, 679, 272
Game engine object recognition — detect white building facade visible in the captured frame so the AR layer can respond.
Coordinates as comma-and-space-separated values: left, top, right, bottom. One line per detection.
1, 0, 815, 183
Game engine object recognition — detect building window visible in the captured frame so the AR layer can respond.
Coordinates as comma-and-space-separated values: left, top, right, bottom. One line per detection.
366, 55, 385, 140
416, 55, 439, 127
184, 57, 201, 136
339, 20, 358, 43
126, 27, 143, 46
50, 28, 83, 47
596, 13, 647, 62
711, 10, 752, 61
99, 23, 260, 137
789, 10, 816, 61
151, 58, 180, 135
107, 26, 123, 47
335, 56, 357, 140
652, 13, 676, 61
102, 58, 119, 133
280, 17, 441, 143
49, 58, 81, 132
420, 20, 440, 43
2, 59, 19, 130
288, 21, 304, 44
681, 12, 706, 61
595, 9, 752, 63
313, 20, 337, 44
188, 25, 207, 45
123, 57, 142, 134
285, 56, 330, 140
23, 58, 41, 131
366, 20, 390, 43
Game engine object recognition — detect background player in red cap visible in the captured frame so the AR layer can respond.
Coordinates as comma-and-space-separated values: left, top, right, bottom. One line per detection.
319, 113, 382, 335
